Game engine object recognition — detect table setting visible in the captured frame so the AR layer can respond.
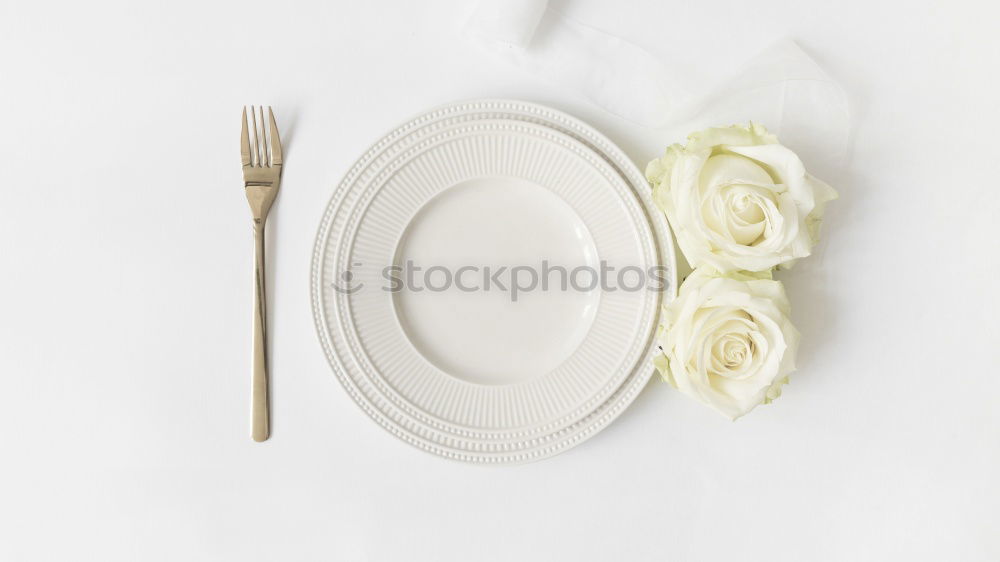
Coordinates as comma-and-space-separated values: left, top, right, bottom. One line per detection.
3, 0, 998, 559
237, 0, 847, 462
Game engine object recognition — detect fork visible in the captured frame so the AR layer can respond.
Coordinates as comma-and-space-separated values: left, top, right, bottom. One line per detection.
241, 106, 282, 442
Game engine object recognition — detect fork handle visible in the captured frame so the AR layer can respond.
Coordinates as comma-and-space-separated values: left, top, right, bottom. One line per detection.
251, 220, 270, 442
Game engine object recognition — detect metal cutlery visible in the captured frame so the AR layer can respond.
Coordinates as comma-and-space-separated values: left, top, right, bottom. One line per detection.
241, 105, 282, 442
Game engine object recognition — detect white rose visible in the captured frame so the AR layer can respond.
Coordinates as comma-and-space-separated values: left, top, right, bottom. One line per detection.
646, 123, 837, 272
654, 268, 799, 420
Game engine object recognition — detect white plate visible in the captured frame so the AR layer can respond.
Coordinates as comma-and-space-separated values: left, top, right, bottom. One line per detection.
312, 100, 676, 463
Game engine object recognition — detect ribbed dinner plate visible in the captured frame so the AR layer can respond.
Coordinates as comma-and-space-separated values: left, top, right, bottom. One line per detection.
311, 100, 676, 463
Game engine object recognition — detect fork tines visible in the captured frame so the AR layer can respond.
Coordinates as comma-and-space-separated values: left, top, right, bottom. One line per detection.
241, 105, 282, 169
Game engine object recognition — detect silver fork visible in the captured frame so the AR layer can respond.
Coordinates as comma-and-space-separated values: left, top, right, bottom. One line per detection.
241, 106, 282, 442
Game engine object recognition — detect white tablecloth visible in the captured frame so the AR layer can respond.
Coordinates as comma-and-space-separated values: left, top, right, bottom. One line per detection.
1, 0, 997, 560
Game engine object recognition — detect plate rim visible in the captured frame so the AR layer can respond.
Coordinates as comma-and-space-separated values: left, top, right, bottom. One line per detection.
310, 99, 677, 463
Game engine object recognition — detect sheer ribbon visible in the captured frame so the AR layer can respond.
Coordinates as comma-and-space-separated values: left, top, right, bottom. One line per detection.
466, 0, 850, 174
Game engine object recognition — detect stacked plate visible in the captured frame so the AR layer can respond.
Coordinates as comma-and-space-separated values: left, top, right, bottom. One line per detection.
311, 100, 676, 463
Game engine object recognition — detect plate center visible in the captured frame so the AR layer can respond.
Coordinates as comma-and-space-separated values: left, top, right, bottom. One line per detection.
392, 177, 601, 385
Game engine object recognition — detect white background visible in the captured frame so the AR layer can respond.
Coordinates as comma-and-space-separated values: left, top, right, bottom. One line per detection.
2, 0, 998, 560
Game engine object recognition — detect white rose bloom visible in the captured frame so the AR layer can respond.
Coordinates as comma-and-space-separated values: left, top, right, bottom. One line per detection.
654, 268, 799, 420
646, 123, 837, 272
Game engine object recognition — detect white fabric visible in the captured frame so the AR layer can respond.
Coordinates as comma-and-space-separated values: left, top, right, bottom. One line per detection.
4, 0, 1000, 558
465, 0, 850, 172
466, 0, 701, 126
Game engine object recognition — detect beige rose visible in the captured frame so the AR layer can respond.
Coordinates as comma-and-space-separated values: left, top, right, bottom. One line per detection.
655, 268, 799, 419
646, 123, 837, 272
